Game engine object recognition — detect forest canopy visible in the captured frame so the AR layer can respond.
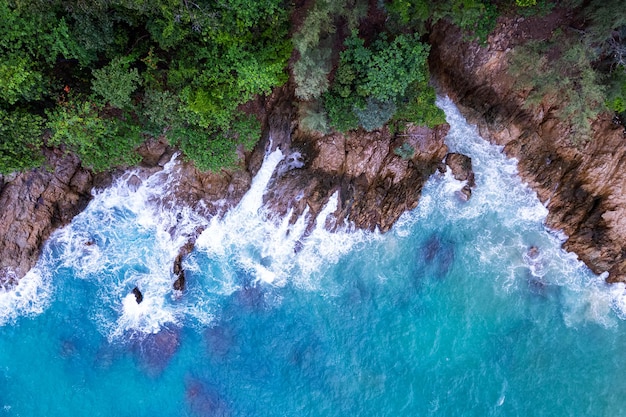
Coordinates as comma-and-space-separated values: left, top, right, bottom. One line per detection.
0, 0, 624, 174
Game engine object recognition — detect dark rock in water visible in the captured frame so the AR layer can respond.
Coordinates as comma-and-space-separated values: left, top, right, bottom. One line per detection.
445, 153, 475, 187
173, 270, 185, 292
206, 324, 236, 357
173, 239, 199, 292
186, 379, 230, 417
133, 326, 180, 376
527, 245, 540, 260
132, 287, 143, 304
457, 184, 472, 201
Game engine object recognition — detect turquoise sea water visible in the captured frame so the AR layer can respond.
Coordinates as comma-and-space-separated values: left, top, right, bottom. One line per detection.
1, 97, 626, 416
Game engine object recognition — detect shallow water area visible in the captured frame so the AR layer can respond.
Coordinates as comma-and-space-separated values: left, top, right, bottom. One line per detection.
1, 97, 626, 416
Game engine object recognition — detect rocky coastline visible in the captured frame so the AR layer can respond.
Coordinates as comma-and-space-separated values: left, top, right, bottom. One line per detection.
429, 14, 626, 283
3, 10, 626, 288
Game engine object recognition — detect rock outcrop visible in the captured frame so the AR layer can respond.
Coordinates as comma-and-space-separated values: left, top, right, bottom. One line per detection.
0, 148, 98, 288
429, 15, 626, 282
0, 82, 450, 287
262, 122, 449, 232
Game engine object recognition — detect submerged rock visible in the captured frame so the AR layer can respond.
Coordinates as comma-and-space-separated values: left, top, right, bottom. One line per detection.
132, 325, 181, 376
419, 234, 455, 278
205, 324, 237, 357
185, 379, 230, 417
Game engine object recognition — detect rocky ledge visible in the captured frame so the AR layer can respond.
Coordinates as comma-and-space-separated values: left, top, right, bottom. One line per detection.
0, 83, 450, 287
0, 148, 97, 289
429, 15, 626, 283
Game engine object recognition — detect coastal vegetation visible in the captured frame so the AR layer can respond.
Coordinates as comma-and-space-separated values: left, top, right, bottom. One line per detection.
1, 0, 625, 174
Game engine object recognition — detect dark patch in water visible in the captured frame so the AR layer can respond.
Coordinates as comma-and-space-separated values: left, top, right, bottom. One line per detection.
527, 274, 547, 295
206, 324, 237, 358
132, 325, 180, 376
234, 283, 265, 310
132, 286, 143, 304
421, 235, 441, 263
185, 379, 230, 417
419, 234, 455, 278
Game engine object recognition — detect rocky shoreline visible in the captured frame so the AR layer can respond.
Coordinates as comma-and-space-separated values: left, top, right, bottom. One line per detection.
3, 11, 626, 287
429, 15, 626, 283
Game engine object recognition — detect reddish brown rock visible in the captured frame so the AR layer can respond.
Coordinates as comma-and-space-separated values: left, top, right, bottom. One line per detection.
262, 122, 449, 232
0, 149, 97, 287
446, 153, 475, 187
429, 16, 626, 282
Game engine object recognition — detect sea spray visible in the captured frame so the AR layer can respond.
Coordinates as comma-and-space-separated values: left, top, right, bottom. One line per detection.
428, 96, 620, 327
194, 150, 378, 292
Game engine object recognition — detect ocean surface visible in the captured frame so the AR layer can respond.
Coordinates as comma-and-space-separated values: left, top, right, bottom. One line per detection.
1, 97, 626, 416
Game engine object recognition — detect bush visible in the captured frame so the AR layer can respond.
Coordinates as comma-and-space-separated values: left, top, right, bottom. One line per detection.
47, 101, 143, 172
323, 92, 361, 132
354, 98, 396, 131
91, 57, 141, 109
0, 109, 44, 174
298, 102, 330, 134
323, 31, 434, 132
394, 83, 446, 128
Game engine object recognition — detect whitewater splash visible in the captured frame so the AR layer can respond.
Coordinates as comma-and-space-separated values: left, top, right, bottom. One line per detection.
0, 147, 375, 337
3, 97, 626, 334
412, 96, 626, 328
193, 148, 376, 291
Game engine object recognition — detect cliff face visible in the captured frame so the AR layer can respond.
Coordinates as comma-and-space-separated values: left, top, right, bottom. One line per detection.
429, 16, 626, 283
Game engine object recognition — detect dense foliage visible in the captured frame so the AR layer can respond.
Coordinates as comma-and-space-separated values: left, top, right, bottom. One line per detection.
0, 0, 291, 173
508, 0, 626, 142
2, 0, 626, 173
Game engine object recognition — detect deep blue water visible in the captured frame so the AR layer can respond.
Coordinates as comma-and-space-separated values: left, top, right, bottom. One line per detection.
1, 97, 626, 416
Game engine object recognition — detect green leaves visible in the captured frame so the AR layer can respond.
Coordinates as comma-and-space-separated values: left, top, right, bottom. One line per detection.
91, 57, 141, 109
0, 109, 44, 174
47, 101, 143, 172
324, 31, 434, 132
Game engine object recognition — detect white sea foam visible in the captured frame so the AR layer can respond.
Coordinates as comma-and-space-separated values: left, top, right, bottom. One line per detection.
0, 267, 52, 326
430, 96, 621, 327
1, 145, 374, 336
196, 150, 379, 292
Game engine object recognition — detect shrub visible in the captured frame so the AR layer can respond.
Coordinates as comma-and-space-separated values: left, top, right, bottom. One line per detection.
91, 57, 141, 109
324, 31, 434, 132
47, 101, 143, 172
354, 98, 396, 131
394, 143, 415, 160
298, 102, 330, 134
0, 109, 44, 174
394, 83, 447, 128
